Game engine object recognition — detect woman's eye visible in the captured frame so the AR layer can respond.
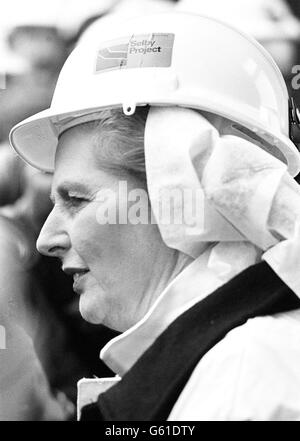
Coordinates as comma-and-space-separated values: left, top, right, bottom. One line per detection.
66, 195, 89, 208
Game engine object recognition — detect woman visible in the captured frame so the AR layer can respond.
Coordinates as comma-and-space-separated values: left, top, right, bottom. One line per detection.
9, 12, 300, 420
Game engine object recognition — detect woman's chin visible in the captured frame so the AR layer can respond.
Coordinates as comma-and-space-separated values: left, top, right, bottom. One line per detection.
79, 293, 105, 325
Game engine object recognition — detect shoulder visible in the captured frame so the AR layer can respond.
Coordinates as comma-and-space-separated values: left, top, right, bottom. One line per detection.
169, 310, 300, 421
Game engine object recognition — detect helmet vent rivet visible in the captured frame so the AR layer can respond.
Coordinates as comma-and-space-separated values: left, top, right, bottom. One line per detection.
123, 104, 136, 116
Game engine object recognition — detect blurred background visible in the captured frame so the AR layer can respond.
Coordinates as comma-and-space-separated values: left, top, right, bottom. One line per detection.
0, 0, 299, 421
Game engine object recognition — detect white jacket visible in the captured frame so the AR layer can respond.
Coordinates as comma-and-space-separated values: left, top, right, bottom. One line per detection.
169, 309, 300, 420
78, 242, 300, 421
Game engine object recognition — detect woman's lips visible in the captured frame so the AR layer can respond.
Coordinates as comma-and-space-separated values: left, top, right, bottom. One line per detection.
73, 271, 89, 294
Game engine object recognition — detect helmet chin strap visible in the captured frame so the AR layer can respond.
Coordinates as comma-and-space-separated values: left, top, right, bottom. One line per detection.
289, 97, 300, 150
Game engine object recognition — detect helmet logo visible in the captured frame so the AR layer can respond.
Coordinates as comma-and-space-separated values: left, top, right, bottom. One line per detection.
95, 33, 175, 73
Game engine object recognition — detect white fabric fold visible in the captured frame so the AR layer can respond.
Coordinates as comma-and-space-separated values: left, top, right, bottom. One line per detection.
263, 221, 300, 295
201, 134, 287, 250
144, 106, 300, 298
101, 241, 261, 376
144, 106, 245, 258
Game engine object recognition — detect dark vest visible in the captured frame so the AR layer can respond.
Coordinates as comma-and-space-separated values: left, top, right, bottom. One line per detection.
81, 262, 300, 421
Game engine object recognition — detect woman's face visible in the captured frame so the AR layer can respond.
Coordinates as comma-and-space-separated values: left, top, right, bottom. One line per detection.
37, 125, 176, 331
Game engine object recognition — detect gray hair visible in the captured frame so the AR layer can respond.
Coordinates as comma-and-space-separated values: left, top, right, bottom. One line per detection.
78, 107, 149, 182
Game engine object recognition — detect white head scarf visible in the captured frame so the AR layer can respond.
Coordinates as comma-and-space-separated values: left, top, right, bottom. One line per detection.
144, 106, 300, 287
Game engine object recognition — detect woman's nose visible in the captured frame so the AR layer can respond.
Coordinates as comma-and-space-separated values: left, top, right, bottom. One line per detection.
36, 208, 70, 257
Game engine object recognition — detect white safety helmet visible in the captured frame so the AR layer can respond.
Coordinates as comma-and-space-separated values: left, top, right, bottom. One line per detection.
9, 11, 300, 176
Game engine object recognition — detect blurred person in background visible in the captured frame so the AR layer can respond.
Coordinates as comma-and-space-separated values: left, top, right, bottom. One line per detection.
0, 164, 76, 420
176, 0, 300, 85
0, 24, 68, 143
0, 146, 23, 206
0, 3, 70, 420
0, 0, 115, 143
0, 11, 75, 419
0, 311, 70, 420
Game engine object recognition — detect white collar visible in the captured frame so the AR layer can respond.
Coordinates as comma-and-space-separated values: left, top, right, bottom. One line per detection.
100, 241, 261, 376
